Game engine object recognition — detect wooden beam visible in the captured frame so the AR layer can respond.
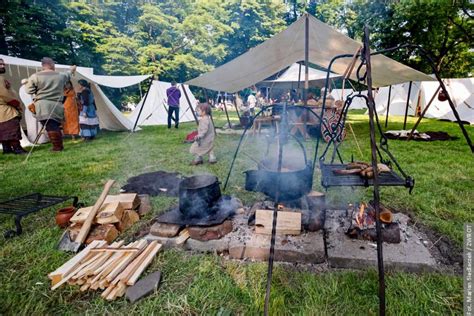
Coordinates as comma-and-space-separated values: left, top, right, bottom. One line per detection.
255, 209, 301, 235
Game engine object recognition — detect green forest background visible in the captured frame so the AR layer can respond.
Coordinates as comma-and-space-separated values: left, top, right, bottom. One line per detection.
1, 0, 472, 103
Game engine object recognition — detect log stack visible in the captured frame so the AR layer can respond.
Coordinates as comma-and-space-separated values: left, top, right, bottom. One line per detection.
68, 193, 148, 243
49, 239, 162, 301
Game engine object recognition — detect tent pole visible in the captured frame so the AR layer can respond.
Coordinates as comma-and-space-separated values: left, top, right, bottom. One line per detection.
297, 62, 302, 100
202, 88, 217, 134
407, 85, 441, 141
132, 77, 153, 132
222, 93, 233, 128
233, 93, 241, 121
384, 85, 392, 128
403, 81, 412, 129
182, 84, 199, 125
303, 13, 309, 107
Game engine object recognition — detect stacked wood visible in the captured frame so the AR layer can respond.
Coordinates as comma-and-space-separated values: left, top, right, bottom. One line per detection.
49, 239, 162, 301
66, 193, 145, 244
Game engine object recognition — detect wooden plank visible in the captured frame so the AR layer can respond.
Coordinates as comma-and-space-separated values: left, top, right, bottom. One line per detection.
48, 240, 106, 286
126, 242, 162, 286
105, 240, 147, 282
111, 241, 158, 286
51, 251, 102, 290
76, 180, 115, 244
96, 202, 124, 224
175, 228, 190, 245
70, 206, 94, 224
103, 193, 139, 210
116, 210, 139, 232
255, 209, 301, 235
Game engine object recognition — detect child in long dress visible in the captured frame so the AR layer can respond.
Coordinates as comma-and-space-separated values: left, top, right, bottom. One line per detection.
190, 103, 216, 165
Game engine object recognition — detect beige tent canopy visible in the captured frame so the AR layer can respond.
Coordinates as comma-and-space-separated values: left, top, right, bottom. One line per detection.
186, 14, 434, 93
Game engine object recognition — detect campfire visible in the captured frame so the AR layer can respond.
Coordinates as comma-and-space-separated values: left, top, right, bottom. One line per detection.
346, 202, 401, 243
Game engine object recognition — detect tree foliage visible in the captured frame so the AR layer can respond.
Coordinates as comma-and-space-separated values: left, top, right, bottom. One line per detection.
1, 0, 472, 84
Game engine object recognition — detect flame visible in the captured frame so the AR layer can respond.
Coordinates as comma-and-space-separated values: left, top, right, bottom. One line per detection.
355, 203, 365, 228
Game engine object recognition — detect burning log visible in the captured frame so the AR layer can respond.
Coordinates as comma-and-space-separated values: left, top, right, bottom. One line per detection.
346, 202, 400, 243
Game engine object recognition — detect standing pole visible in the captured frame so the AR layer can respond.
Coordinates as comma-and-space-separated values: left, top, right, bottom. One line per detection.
303, 14, 309, 107
407, 85, 441, 141
182, 84, 199, 125
297, 62, 302, 100
363, 26, 386, 316
222, 94, 233, 128
384, 85, 392, 128
132, 77, 153, 132
233, 93, 241, 120
202, 88, 216, 134
403, 81, 413, 130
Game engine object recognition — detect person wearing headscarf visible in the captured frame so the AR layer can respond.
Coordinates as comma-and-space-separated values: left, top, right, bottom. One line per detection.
77, 79, 99, 140
0, 58, 27, 154
25, 57, 76, 151
62, 80, 80, 138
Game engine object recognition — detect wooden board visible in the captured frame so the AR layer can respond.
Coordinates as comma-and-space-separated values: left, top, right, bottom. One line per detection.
96, 202, 124, 224
175, 228, 190, 245
255, 209, 301, 235
116, 210, 139, 232
104, 194, 139, 210
126, 243, 163, 286
70, 206, 94, 224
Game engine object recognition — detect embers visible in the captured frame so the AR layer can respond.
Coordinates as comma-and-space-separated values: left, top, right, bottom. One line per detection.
346, 202, 401, 244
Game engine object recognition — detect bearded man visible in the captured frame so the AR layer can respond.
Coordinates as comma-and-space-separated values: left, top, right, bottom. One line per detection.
0, 58, 27, 154
25, 57, 76, 151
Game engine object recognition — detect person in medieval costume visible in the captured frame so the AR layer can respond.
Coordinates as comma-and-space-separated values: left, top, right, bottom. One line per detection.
190, 103, 216, 165
77, 79, 99, 140
62, 80, 80, 138
25, 57, 76, 151
0, 58, 27, 154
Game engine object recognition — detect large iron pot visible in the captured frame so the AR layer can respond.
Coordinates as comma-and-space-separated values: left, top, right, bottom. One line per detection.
244, 160, 313, 201
179, 175, 221, 218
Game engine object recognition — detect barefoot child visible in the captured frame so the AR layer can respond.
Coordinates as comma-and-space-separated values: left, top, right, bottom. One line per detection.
190, 103, 216, 165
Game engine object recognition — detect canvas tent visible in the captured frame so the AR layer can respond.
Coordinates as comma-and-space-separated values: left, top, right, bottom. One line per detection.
419, 78, 473, 124
259, 63, 341, 89
186, 14, 434, 93
129, 80, 198, 126
0, 54, 150, 143
374, 82, 422, 117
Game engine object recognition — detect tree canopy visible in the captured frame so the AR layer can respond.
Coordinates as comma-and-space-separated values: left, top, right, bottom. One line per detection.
1, 0, 472, 83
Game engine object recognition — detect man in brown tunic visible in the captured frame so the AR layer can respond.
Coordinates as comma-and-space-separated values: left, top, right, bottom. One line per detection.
0, 58, 27, 154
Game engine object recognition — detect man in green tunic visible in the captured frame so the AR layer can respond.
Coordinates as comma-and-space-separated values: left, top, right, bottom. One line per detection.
25, 57, 76, 151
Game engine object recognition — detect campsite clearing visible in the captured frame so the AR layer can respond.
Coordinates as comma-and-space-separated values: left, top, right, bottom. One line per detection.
0, 111, 471, 314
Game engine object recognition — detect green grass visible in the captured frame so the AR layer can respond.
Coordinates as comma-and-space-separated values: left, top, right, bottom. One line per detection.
0, 111, 471, 314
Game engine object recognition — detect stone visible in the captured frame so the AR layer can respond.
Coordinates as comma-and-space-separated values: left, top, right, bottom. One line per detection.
306, 210, 326, 232
137, 194, 152, 215
325, 210, 437, 273
228, 232, 325, 264
188, 220, 233, 241
150, 222, 181, 238
126, 271, 161, 303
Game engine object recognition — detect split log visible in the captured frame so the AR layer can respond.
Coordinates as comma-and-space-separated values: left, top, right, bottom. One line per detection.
86, 224, 119, 244
127, 243, 163, 286
255, 209, 301, 235
116, 210, 140, 232
70, 206, 94, 224
96, 202, 124, 224
104, 193, 139, 210
175, 228, 190, 245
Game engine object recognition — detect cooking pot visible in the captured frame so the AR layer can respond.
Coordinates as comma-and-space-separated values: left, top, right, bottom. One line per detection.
244, 161, 313, 201
179, 175, 221, 218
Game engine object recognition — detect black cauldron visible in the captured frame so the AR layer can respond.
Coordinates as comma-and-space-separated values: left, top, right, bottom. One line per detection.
179, 175, 221, 218
244, 158, 313, 202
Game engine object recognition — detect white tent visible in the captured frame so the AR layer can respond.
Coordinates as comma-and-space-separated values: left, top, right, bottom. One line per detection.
374, 82, 422, 117
0, 54, 150, 143
259, 63, 341, 89
419, 78, 474, 124
186, 14, 434, 93
330, 89, 371, 110
129, 80, 198, 126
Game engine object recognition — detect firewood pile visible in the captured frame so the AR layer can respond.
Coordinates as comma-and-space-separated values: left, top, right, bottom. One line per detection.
68, 193, 151, 244
49, 239, 162, 300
